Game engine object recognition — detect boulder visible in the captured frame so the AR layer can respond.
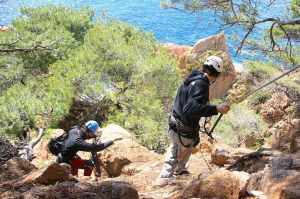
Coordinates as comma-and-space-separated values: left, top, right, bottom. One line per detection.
92, 181, 139, 199
164, 44, 192, 64
239, 134, 257, 148
260, 91, 292, 122
248, 170, 264, 190
99, 152, 131, 177
0, 26, 12, 31
32, 138, 56, 166
31, 129, 65, 166
271, 118, 300, 152
98, 124, 161, 177
248, 155, 300, 199
227, 148, 272, 174
173, 169, 250, 199
190, 32, 237, 100
52, 129, 66, 138
164, 32, 237, 100
211, 147, 231, 166
18, 180, 138, 199
1, 180, 138, 199
0, 157, 36, 183
23, 162, 73, 184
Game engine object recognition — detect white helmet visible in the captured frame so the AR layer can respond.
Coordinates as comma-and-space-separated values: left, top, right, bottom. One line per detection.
204, 56, 223, 73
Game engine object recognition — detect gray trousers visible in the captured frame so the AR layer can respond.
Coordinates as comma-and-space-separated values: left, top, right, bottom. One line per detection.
158, 128, 194, 178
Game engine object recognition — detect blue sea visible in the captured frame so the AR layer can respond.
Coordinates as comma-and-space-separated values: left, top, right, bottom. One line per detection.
0, 0, 290, 63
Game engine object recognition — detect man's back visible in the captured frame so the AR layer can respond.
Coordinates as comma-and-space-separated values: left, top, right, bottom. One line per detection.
172, 70, 217, 128
61, 127, 83, 161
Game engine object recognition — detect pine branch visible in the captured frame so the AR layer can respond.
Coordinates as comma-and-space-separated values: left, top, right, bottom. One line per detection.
0, 44, 54, 53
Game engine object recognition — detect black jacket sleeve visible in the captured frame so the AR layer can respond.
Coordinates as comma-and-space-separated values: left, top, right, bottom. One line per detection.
183, 82, 218, 117
75, 139, 113, 152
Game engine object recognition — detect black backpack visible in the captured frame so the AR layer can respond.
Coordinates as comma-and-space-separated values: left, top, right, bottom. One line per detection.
48, 132, 68, 156
48, 126, 81, 155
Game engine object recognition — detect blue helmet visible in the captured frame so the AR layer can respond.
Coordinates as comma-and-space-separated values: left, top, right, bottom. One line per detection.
85, 120, 100, 134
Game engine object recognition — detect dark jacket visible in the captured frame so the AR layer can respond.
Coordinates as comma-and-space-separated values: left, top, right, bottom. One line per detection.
172, 70, 218, 129
61, 127, 113, 161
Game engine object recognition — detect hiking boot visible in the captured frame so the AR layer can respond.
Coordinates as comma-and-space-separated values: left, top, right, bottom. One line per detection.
173, 170, 190, 176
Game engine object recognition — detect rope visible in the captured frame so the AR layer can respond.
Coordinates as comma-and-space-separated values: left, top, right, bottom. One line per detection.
208, 64, 300, 139
199, 148, 213, 171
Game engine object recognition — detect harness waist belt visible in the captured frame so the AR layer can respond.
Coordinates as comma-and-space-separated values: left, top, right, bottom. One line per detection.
169, 115, 199, 139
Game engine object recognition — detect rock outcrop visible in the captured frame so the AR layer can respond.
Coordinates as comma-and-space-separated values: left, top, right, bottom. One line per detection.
23, 162, 73, 184
165, 32, 237, 100
211, 147, 231, 166
0, 157, 36, 183
260, 91, 293, 122
248, 155, 300, 199
164, 44, 192, 63
0, 26, 12, 31
99, 124, 161, 177
99, 153, 131, 177
271, 118, 300, 152
0, 158, 138, 199
173, 169, 250, 199
91, 181, 139, 199
1, 180, 139, 199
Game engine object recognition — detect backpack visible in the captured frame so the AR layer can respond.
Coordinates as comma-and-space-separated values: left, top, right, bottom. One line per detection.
48, 133, 68, 156
48, 126, 81, 155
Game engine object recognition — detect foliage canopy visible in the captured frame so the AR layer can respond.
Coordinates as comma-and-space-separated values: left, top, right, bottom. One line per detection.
0, 6, 180, 152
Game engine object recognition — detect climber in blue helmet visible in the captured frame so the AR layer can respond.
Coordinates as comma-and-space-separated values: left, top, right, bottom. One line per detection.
85, 120, 100, 135
57, 120, 123, 177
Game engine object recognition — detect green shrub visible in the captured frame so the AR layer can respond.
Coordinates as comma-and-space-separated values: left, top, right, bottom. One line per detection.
42, 129, 57, 140
291, 0, 300, 17
0, 6, 180, 153
0, 84, 37, 136
249, 89, 272, 106
211, 103, 267, 147
244, 61, 281, 79
278, 78, 300, 95
0, 6, 95, 137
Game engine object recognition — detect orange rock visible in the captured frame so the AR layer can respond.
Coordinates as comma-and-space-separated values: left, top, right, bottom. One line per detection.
163, 32, 237, 100
0, 26, 12, 31
0, 158, 36, 183
249, 155, 300, 199
173, 169, 250, 199
23, 162, 74, 184
164, 44, 192, 62
211, 147, 231, 166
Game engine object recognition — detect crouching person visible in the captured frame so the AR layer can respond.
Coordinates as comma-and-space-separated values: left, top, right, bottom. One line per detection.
57, 120, 122, 177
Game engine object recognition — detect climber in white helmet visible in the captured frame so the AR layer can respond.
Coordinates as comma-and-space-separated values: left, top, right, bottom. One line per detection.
156, 55, 230, 184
